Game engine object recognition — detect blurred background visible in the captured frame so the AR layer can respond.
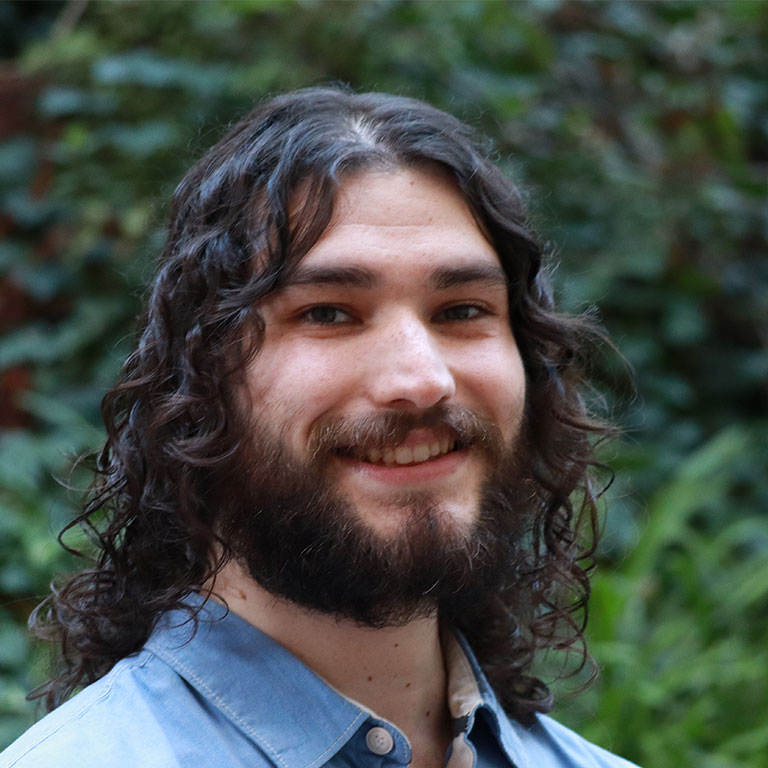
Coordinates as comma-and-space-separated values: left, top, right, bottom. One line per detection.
0, 1, 766, 765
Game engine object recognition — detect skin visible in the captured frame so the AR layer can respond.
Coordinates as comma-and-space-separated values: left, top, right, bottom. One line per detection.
212, 167, 527, 768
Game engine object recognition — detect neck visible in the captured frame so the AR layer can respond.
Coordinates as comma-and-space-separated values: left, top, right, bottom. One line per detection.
207, 560, 453, 759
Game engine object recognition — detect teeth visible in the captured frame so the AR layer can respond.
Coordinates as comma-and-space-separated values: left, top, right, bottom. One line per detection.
363, 440, 457, 466
412, 445, 431, 463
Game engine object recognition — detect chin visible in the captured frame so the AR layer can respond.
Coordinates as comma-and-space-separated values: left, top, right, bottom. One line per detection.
357, 498, 478, 542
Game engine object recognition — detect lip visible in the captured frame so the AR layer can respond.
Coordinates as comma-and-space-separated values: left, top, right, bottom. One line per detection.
336, 446, 468, 487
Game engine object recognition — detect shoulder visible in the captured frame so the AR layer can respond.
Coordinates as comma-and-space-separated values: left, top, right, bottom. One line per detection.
0, 650, 270, 768
1, 653, 169, 768
512, 714, 641, 768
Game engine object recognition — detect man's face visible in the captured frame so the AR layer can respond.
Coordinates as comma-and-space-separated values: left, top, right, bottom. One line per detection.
243, 167, 527, 540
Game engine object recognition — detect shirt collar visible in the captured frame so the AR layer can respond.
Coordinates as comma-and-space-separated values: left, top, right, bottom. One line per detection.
444, 630, 530, 768
145, 594, 527, 768
145, 595, 367, 768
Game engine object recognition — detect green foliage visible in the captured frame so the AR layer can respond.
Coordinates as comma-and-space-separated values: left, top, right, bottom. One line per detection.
1, 1, 766, 764
563, 424, 768, 766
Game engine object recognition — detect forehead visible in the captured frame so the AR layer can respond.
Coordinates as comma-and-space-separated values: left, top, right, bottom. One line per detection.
296, 167, 501, 276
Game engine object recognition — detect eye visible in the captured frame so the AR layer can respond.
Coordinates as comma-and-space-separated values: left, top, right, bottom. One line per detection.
300, 305, 353, 325
436, 303, 488, 322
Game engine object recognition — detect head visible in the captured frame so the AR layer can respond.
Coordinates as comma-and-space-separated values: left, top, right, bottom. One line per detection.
32, 86, 609, 721
214, 165, 529, 627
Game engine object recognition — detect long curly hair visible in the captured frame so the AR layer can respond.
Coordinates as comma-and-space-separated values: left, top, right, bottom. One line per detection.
30, 86, 612, 723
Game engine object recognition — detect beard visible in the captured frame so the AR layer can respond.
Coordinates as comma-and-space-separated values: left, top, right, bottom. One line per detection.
214, 404, 531, 628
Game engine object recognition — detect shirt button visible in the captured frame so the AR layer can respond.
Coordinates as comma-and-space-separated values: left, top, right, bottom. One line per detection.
365, 726, 394, 755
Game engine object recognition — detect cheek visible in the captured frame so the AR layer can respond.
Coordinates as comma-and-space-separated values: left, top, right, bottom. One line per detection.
245, 343, 354, 424
457, 344, 527, 424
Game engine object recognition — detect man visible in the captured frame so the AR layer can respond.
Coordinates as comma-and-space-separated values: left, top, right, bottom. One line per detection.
2, 87, 637, 767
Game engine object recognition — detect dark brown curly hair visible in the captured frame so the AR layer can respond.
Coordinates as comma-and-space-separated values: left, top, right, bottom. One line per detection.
30, 86, 612, 723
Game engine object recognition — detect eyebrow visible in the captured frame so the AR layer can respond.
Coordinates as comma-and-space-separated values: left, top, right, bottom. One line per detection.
283, 262, 508, 291
283, 265, 376, 289
429, 263, 508, 290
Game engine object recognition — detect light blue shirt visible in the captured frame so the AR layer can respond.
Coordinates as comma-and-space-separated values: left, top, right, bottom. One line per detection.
2, 596, 638, 768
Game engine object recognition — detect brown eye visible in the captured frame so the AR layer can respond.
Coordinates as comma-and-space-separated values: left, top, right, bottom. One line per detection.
302, 306, 352, 325
437, 304, 485, 321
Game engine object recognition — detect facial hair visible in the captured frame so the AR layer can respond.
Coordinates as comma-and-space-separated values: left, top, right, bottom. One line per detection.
215, 404, 531, 627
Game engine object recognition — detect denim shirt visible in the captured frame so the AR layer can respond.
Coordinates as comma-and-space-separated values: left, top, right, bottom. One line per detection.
2, 596, 638, 768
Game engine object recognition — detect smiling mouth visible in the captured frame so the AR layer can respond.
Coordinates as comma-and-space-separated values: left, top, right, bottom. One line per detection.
337, 439, 462, 467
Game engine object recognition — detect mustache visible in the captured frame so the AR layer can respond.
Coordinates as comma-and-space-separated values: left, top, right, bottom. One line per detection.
307, 404, 504, 459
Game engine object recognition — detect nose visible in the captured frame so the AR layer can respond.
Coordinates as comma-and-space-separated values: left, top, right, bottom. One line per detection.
365, 312, 456, 410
